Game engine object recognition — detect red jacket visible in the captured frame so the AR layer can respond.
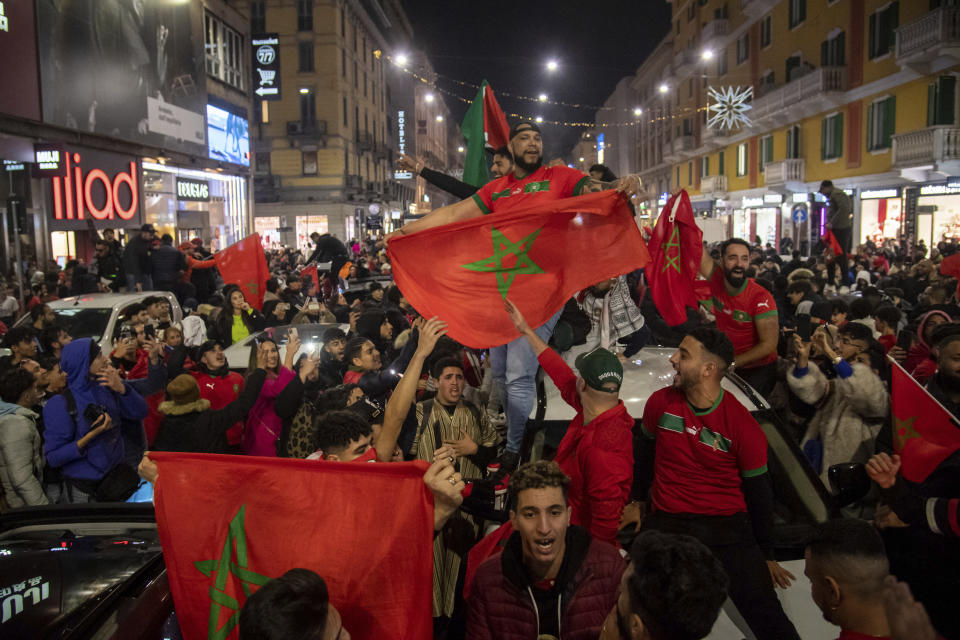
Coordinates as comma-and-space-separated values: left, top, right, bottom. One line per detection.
539, 348, 634, 546
466, 526, 624, 640
190, 367, 245, 445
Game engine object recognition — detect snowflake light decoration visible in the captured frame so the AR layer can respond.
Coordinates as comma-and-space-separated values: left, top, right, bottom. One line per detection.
707, 85, 753, 131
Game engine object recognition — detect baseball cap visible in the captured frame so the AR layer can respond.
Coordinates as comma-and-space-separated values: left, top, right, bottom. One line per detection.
574, 347, 623, 393
196, 339, 223, 359
140, 223, 156, 233
509, 121, 541, 140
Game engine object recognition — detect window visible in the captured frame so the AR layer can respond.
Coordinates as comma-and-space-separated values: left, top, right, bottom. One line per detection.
255, 152, 270, 175
251, 1, 266, 33
736, 143, 748, 176
714, 3, 729, 19
717, 50, 728, 77
354, 61, 358, 88
759, 70, 775, 94
718, 150, 725, 174
298, 41, 314, 72
867, 96, 896, 151
342, 97, 348, 126
300, 89, 316, 125
205, 13, 245, 90
676, 166, 680, 186
821, 31, 846, 66
786, 125, 801, 159
302, 150, 317, 175
789, 0, 806, 28
928, 76, 957, 125
688, 161, 693, 184
786, 54, 803, 82
682, 118, 693, 136
869, 2, 899, 59
341, 50, 346, 77
736, 34, 750, 64
760, 16, 772, 48
688, 78, 693, 98
297, 0, 313, 31
821, 113, 843, 160
701, 156, 710, 177
341, 7, 346, 36
687, 3, 696, 22
759, 135, 773, 171
364, 72, 368, 97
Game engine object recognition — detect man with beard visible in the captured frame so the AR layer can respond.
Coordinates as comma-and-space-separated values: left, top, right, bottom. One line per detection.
316, 327, 348, 389
598, 530, 727, 640
925, 329, 960, 417
699, 238, 779, 398
387, 122, 639, 470
635, 327, 800, 640
189, 341, 245, 450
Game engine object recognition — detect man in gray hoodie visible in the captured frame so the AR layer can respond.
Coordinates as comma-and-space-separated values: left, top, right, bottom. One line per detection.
0, 367, 49, 507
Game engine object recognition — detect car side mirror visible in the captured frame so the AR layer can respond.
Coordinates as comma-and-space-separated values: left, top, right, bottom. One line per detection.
828, 463, 871, 508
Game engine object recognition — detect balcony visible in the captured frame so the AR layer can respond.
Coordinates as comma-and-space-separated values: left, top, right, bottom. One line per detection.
671, 49, 698, 79
740, 0, 777, 19
286, 120, 327, 137
763, 159, 805, 191
700, 126, 730, 150
701, 18, 729, 51
700, 175, 728, 195
896, 6, 960, 72
892, 126, 960, 181
750, 67, 847, 126
663, 135, 695, 162
357, 133, 375, 152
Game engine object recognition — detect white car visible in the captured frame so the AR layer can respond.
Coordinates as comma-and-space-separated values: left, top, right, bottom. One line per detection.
224, 323, 348, 370
533, 346, 837, 640
13, 292, 182, 354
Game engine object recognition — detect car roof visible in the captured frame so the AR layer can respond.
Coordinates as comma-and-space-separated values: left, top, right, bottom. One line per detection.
48, 293, 176, 309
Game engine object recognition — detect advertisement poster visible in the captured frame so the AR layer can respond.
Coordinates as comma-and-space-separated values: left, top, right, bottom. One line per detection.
207, 103, 250, 166
37, 0, 206, 154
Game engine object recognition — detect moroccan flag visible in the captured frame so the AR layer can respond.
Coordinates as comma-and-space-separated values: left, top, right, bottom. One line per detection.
152, 452, 434, 640
891, 361, 960, 483
646, 190, 703, 326
823, 229, 844, 256
388, 190, 650, 348
214, 234, 269, 310
461, 80, 510, 187
300, 264, 320, 296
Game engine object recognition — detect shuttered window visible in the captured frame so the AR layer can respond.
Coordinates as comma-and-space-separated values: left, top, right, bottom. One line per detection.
821, 113, 843, 160
867, 96, 896, 151
868, 2, 899, 59
927, 76, 957, 126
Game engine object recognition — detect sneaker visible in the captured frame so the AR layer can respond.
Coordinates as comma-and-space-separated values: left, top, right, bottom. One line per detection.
498, 450, 520, 473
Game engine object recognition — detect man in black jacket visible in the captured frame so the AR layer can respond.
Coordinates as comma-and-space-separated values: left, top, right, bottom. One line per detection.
151, 234, 186, 295
123, 224, 156, 292
317, 327, 347, 389
306, 232, 349, 278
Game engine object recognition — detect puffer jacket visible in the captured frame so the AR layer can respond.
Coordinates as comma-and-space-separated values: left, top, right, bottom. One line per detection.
466, 526, 625, 640
0, 402, 48, 508
788, 359, 888, 485
43, 339, 149, 481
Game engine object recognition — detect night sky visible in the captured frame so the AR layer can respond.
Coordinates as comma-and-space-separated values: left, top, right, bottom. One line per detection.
402, 0, 673, 160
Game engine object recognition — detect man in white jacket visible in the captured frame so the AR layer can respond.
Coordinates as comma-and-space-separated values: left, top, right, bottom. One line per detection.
0, 367, 49, 507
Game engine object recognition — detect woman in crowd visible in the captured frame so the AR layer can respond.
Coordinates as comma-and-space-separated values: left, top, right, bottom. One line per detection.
215, 284, 265, 347
243, 336, 296, 456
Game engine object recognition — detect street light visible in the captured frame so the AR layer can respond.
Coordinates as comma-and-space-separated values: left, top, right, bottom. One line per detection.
435, 115, 443, 122
299, 87, 310, 94
457, 146, 464, 153
538, 93, 548, 102
633, 107, 643, 116
535, 116, 543, 123
546, 59, 559, 72
395, 53, 409, 66
425, 93, 434, 103
659, 83, 669, 93
701, 49, 714, 60
579, 157, 585, 162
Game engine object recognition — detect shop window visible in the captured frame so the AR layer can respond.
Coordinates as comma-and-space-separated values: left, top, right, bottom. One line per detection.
760, 16, 772, 49
302, 151, 317, 175
821, 112, 843, 160
736, 34, 750, 65
718, 150, 725, 175
786, 125, 801, 159
298, 40, 314, 72
736, 143, 748, 176
927, 76, 956, 126
250, 1, 266, 33
868, 1, 898, 59
821, 31, 845, 67
867, 96, 896, 151
789, 0, 806, 28
701, 156, 710, 177
297, 0, 313, 31
299, 89, 316, 125
255, 152, 271, 175
205, 12, 245, 91
759, 135, 773, 171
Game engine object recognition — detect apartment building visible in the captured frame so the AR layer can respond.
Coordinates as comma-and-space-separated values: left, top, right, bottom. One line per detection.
625, 0, 960, 250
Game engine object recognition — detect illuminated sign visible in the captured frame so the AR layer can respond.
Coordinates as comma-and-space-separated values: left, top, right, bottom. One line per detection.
0, 4, 9, 33
657, 192, 668, 206
3, 160, 23, 171
792, 192, 808, 203
597, 133, 605, 164
920, 184, 960, 196
947, 176, 960, 188
860, 188, 901, 200
742, 196, 764, 207
32, 143, 65, 177
50, 151, 139, 221
394, 110, 413, 180
252, 34, 281, 100
764, 193, 783, 204
176, 177, 210, 202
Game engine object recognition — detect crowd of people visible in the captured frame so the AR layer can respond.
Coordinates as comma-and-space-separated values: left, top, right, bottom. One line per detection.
0, 120, 958, 640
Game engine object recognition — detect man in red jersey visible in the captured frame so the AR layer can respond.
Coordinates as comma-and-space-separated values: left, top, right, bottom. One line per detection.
189, 340, 245, 449
699, 238, 779, 398
389, 121, 639, 469
635, 326, 799, 640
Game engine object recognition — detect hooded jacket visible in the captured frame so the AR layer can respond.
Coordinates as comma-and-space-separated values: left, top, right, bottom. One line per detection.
43, 339, 149, 481
466, 526, 624, 640
0, 401, 48, 507
190, 362, 246, 446
906, 310, 951, 382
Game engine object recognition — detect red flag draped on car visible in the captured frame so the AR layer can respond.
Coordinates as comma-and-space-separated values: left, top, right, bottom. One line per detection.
214, 234, 269, 309
891, 361, 960, 483
387, 190, 650, 348
823, 229, 844, 256
300, 264, 320, 296
152, 452, 434, 640
646, 190, 703, 326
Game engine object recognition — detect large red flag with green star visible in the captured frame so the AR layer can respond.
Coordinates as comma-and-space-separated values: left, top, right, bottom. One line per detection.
151, 452, 434, 640
646, 190, 703, 326
891, 361, 960, 483
214, 234, 269, 309
387, 190, 650, 348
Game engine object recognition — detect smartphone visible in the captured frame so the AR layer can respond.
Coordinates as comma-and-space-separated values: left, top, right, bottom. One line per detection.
288, 327, 299, 342
896, 329, 913, 352
797, 315, 812, 342
144, 324, 156, 339
120, 325, 132, 341
83, 403, 107, 425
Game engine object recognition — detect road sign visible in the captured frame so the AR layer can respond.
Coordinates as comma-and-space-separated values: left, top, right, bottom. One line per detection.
252, 34, 281, 101
791, 203, 807, 224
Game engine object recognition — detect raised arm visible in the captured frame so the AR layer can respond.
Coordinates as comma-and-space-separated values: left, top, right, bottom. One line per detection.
376, 317, 448, 462
504, 298, 548, 356
734, 314, 779, 369
387, 196, 484, 243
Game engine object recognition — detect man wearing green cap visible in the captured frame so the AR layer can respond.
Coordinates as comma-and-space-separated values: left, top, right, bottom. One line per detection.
506, 298, 634, 546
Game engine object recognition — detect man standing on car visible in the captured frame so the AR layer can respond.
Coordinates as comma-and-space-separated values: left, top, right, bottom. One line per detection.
123, 224, 156, 292
635, 326, 800, 640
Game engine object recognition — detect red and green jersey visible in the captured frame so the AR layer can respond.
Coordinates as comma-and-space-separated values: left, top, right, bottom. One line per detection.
641, 386, 768, 516
471, 165, 590, 214
703, 267, 778, 367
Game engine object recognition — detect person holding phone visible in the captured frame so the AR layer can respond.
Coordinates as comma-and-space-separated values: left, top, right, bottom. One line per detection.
215, 284, 266, 347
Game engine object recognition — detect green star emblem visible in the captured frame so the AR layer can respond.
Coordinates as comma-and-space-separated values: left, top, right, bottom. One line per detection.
893, 415, 920, 451
662, 225, 681, 274
461, 227, 545, 299
194, 505, 272, 640
243, 280, 260, 299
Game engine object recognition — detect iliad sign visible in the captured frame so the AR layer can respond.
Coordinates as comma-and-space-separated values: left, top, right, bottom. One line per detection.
49, 148, 140, 223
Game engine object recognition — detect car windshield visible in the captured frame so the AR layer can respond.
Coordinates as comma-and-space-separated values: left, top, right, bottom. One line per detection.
52, 308, 113, 343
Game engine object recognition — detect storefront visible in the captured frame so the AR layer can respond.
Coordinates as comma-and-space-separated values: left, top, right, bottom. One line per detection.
731, 195, 782, 246
858, 188, 903, 245
916, 183, 960, 248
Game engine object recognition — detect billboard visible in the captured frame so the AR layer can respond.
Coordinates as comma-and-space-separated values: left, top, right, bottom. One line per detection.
0, 0, 41, 121
252, 34, 281, 100
207, 104, 250, 166
45, 147, 143, 231
36, 0, 206, 154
